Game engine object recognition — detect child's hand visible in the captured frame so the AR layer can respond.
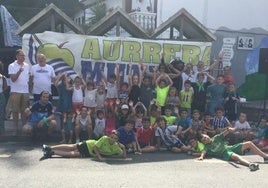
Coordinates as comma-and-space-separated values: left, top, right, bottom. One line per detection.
153, 66, 158, 72
87, 108, 92, 115
129, 101, 133, 107
150, 99, 155, 105
143, 64, 148, 72
171, 135, 177, 140
86, 72, 91, 78
99, 63, 104, 71
197, 156, 203, 161
116, 99, 120, 105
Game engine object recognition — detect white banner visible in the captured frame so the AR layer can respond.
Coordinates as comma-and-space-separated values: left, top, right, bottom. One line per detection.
22, 31, 211, 83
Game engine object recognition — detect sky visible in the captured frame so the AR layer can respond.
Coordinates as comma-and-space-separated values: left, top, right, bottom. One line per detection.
158, 0, 268, 31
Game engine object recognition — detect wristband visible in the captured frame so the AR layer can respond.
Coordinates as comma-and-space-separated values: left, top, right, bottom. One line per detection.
42, 117, 48, 126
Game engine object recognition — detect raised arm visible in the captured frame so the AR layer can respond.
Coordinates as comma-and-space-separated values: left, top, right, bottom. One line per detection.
128, 62, 133, 87
100, 63, 107, 84
138, 61, 143, 86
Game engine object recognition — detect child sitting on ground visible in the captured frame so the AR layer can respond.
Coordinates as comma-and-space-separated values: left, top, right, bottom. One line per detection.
232, 112, 254, 144
253, 115, 268, 150
136, 117, 156, 153
187, 138, 205, 156
75, 106, 92, 143
155, 117, 189, 153
117, 119, 141, 154
163, 105, 178, 126
212, 107, 232, 134
200, 112, 215, 137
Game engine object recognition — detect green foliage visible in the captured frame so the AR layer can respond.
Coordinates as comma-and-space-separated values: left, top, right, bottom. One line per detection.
87, 0, 106, 25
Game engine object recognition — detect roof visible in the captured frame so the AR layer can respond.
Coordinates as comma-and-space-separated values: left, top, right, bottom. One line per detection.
151, 8, 216, 42
17, 3, 84, 36
86, 7, 150, 39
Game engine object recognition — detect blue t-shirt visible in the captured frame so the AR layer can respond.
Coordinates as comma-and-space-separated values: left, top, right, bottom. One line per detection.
29, 100, 53, 123
117, 127, 136, 145
256, 125, 268, 139
176, 117, 192, 130
207, 84, 226, 100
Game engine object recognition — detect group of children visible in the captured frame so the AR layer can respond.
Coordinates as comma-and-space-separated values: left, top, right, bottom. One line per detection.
45, 59, 268, 171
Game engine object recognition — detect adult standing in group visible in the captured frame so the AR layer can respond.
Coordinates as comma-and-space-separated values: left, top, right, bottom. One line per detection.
8, 49, 30, 136
30, 54, 56, 101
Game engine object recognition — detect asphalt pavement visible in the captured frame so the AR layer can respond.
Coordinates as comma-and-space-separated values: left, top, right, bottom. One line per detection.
1, 141, 268, 188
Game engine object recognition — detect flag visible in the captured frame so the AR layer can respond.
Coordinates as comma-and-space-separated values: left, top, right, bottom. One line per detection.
0, 5, 22, 47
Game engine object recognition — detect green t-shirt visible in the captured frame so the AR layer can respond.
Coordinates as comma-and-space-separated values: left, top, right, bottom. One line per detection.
163, 115, 177, 125
191, 141, 205, 152
155, 86, 170, 107
86, 136, 123, 157
204, 134, 228, 158
180, 90, 193, 109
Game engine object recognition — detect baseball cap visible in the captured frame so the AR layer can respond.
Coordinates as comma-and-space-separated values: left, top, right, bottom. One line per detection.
121, 104, 129, 110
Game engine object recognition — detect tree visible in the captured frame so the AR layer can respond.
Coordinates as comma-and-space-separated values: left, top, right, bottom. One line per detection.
87, 0, 106, 25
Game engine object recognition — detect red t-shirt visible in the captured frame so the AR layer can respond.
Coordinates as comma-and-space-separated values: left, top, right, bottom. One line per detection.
136, 127, 154, 145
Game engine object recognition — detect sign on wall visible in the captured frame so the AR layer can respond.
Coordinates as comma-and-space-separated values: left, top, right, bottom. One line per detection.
237, 36, 254, 50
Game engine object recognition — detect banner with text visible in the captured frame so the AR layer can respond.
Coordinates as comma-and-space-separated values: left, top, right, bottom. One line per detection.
22, 31, 211, 83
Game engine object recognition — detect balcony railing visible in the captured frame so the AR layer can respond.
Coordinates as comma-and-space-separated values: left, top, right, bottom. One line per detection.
129, 11, 156, 31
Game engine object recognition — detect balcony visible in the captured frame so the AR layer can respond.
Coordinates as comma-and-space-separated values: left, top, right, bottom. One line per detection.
129, 11, 156, 32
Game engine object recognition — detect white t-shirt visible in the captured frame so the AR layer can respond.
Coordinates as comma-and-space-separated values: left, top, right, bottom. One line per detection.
106, 82, 118, 98
8, 61, 29, 93
94, 118, 106, 135
84, 88, 97, 107
30, 64, 55, 94
72, 86, 83, 103
234, 120, 251, 130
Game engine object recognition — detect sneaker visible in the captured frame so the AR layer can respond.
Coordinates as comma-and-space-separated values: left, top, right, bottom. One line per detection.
263, 157, 268, 163
127, 148, 134, 153
42, 144, 51, 153
249, 163, 259, 171
44, 150, 54, 159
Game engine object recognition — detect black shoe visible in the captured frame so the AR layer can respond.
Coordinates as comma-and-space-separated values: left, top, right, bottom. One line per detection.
43, 150, 53, 158
42, 144, 51, 152
42, 144, 53, 158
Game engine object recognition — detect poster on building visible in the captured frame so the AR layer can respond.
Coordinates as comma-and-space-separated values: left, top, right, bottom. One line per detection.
22, 31, 211, 83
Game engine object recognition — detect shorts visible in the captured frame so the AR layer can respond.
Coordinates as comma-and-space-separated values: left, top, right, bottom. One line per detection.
222, 143, 243, 161
9, 92, 29, 112
72, 102, 83, 112
77, 141, 90, 157
65, 122, 74, 132
139, 142, 149, 148
24, 121, 49, 129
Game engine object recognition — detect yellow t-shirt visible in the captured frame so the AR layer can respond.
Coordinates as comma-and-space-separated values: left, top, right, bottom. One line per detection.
86, 136, 123, 157
155, 86, 170, 107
